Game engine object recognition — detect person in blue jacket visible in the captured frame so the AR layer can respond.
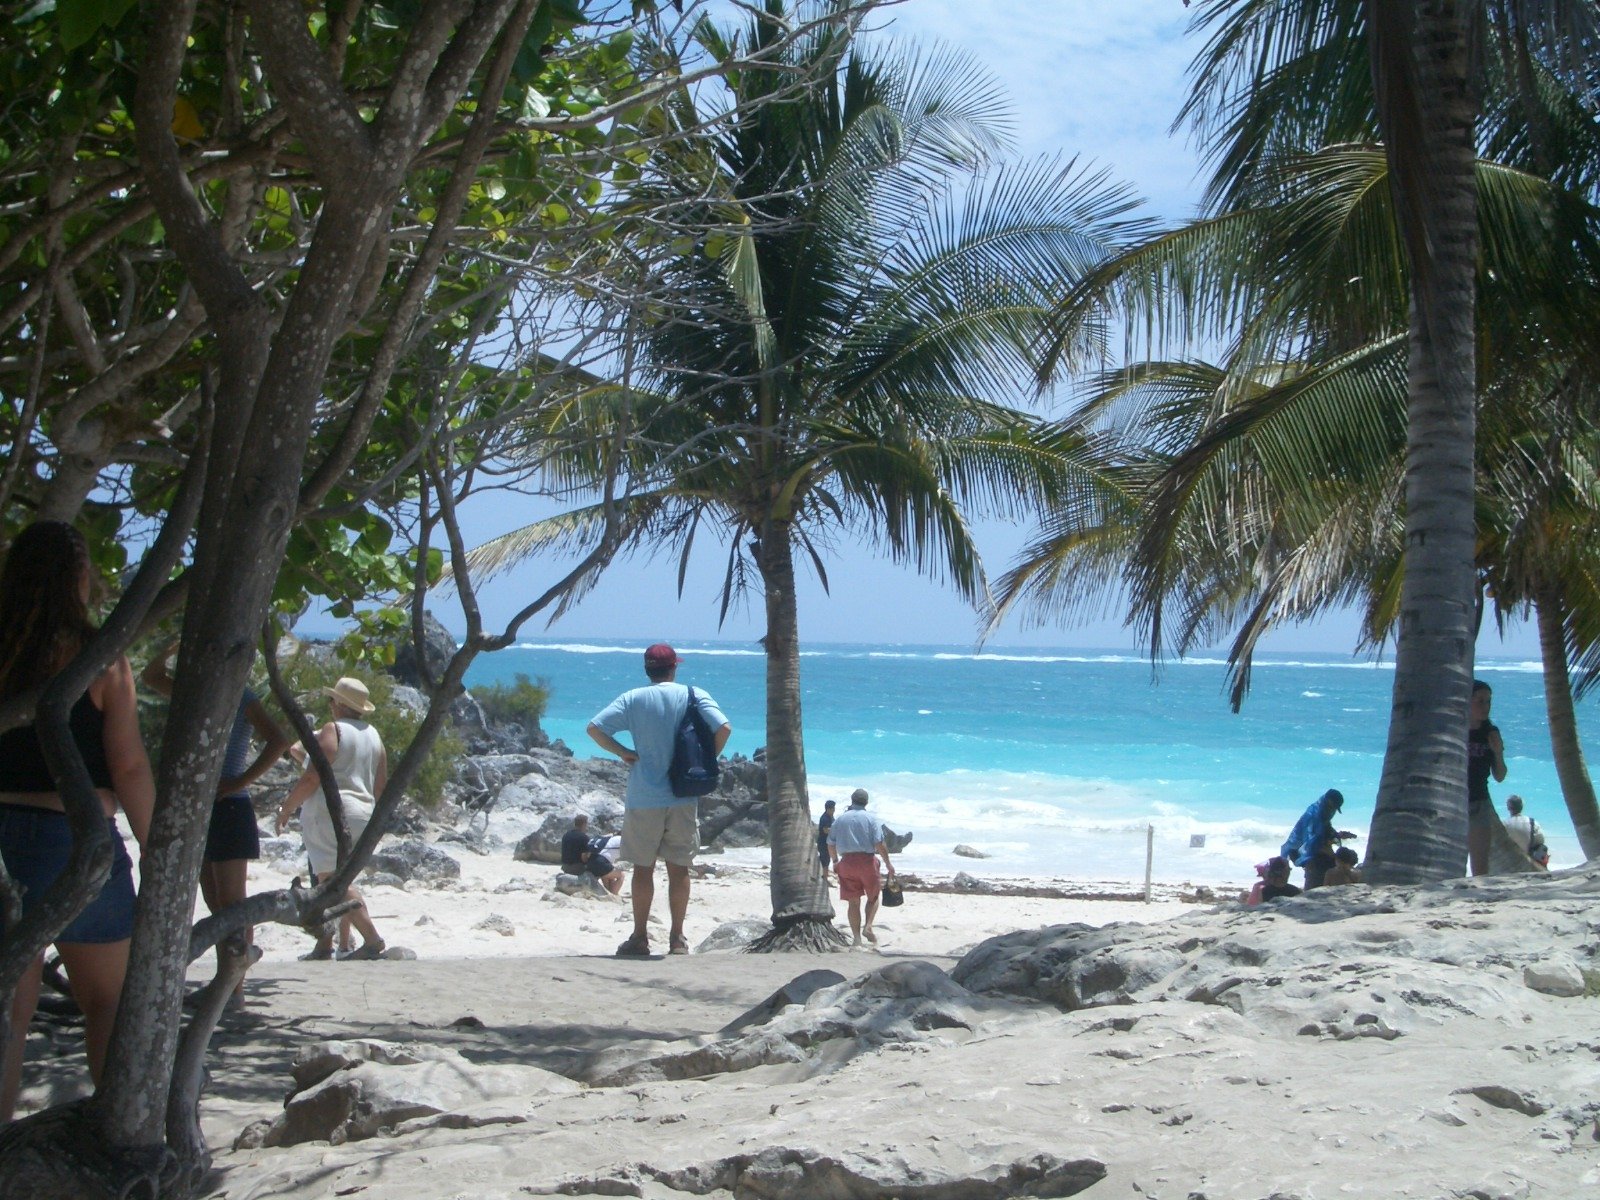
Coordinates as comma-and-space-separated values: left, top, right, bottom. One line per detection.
1281, 788, 1357, 889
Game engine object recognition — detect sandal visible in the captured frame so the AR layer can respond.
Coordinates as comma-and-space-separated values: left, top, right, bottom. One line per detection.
669, 935, 690, 956
299, 943, 335, 961
616, 933, 652, 958
340, 941, 386, 961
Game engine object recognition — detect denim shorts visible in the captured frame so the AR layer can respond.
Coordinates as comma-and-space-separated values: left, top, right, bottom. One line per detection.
0, 804, 137, 944
205, 794, 262, 863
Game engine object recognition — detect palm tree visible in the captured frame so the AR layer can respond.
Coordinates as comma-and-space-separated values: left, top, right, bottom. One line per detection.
1026, 0, 1599, 884
473, 0, 1145, 946
1000, 126, 1600, 864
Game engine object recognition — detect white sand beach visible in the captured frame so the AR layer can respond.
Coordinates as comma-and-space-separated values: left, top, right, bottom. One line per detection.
15, 840, 1600, 1200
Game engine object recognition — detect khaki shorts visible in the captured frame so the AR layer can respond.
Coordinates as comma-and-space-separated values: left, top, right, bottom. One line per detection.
620, 802, 698, 868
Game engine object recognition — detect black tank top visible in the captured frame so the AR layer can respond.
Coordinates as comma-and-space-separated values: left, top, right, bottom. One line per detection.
0, 691, 113, 791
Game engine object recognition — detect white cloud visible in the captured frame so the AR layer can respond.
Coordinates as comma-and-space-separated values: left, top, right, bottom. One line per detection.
878, 0, 1205, 219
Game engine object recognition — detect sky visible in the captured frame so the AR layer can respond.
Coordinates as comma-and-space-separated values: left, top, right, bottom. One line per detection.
423, 0, 1543, 660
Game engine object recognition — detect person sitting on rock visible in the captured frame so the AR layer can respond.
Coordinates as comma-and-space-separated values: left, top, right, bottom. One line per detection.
1322, 846, 1361, 887
560, 813, 624, 895
1259, 855, 1302, 901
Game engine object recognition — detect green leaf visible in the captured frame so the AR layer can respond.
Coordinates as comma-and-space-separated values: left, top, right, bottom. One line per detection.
57, 0, 135, 51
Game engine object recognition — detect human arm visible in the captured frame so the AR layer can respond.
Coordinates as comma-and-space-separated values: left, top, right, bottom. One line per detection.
713, 722, 731, 755
277, 721, 340, 832
875, 838, 895, 878
98, 656, 154, 847
375, 738, 389, 799
1487, 726, 1507, 782
138, 640, 178, 699
217, 695, 293, 797
587, 721, 638, 765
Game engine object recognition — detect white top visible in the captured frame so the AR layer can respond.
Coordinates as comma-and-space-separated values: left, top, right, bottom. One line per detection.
1504, 813, 1533, 853
330, 719, 384, 807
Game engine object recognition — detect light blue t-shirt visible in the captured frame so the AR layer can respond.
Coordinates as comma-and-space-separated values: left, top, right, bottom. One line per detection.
827, 806, 884, 855
590, 682, 728, 809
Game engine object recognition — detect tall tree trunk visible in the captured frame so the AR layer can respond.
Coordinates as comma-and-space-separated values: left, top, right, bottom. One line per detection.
1535, 588, 1600, 861
1362, 1, 1481, 885
749, 517, 839, 951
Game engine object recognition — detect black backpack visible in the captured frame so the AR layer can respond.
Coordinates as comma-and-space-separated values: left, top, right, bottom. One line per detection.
669, 687, 720, 797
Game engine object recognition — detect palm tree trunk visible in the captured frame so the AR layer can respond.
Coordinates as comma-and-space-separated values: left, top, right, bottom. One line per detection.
748, 516, 840, 951
1362, 0, 1481, 885
1535, 589, 1600, 861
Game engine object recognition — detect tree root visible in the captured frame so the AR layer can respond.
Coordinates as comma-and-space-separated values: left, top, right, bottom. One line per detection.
0, 1098, 178, 1200
745, 916, 849, 954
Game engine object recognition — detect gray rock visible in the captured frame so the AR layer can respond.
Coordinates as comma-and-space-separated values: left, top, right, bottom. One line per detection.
290, 1039, 457, 1090
721, 969, 848, 1033
367, 840, 461, 884
1523, 958, 1585, 997
363, 871, 405, 890
696, 919, 774, 954
473, 913, 515, 936
599, 1147, 1107, 1200
551, 872, 612, 898
588, 959, 1032, 1088
436, 826, 500, 855
265, 1047, 577, 1147
451, 754, 545, 812
953, 844, 989, 859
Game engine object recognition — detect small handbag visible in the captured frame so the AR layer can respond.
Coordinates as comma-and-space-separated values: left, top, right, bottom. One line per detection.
879, 879, 904, 908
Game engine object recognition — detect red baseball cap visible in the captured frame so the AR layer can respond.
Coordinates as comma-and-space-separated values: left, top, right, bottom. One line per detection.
644, 643, 681, 669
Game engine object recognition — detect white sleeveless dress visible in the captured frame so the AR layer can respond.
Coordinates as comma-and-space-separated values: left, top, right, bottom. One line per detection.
300, 719, 384, 876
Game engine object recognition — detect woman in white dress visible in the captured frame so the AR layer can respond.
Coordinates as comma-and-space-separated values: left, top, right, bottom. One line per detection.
276, 677, 388, 960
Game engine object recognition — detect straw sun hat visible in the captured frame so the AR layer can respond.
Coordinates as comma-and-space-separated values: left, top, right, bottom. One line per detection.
323, 676, 376, 714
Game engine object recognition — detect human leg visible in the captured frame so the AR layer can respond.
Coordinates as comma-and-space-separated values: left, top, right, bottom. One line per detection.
846, 897, 863, 945
342, 884, 384, 956
629, 864, 654, 942
56, 939, 130, 1088
1468, 824, 1490, 876
863, 892, 880, 943
1, 954, 44, 1122
665, 862, 690, 952
202, 858, 254, 992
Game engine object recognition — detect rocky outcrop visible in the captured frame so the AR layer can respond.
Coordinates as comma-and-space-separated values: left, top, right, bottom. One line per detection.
249, 1039, 576, 1147
952, 865, 1600, 1043
583, 960, 1036, 1088
367, 840, 461, 884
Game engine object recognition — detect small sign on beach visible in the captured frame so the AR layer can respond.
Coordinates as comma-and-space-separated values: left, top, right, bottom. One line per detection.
1189, 834, 1206, 848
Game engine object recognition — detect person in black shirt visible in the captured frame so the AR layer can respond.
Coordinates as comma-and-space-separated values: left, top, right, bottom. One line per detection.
560, 813, 623, 894
1260, 855, 1303, 901
816, 799, 836, 880
1467, 680, 1507, 877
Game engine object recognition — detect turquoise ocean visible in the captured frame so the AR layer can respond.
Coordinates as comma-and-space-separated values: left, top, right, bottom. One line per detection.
463, 641, 1584, 888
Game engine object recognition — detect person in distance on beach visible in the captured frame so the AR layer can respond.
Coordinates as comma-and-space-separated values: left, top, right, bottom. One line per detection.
277, 676, 389, 960
587, 643, 730, 957
0, 521, 154, 1123
1502, 795, 1548, 870
816, 798, 836, 881
1281, 788, 1356, 890
828, 788, 896, 946
1466, 680, 1507, 877
1322, 846, 1361, 887
1259, 856, 1302, 901
560, 812, 624, 895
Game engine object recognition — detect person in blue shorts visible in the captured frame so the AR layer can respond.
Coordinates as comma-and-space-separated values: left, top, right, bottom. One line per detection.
0, 521, 155, 1122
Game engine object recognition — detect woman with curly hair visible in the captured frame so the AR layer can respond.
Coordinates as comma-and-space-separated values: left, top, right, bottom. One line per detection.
0, 520, 154, 1121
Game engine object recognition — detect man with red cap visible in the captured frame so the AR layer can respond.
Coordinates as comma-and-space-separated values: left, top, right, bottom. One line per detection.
588, 643, 731, 956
